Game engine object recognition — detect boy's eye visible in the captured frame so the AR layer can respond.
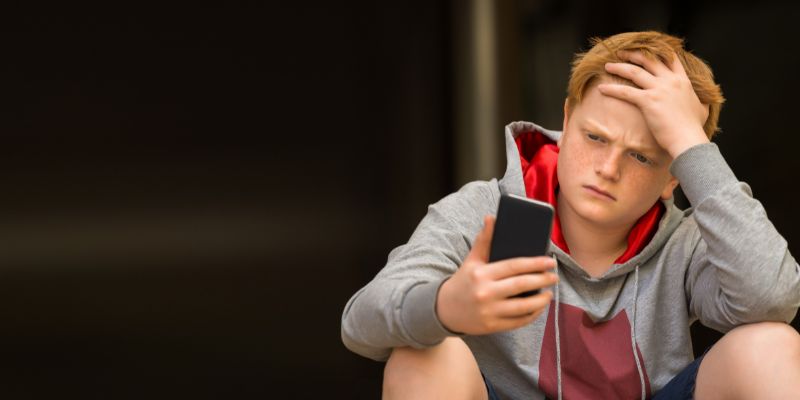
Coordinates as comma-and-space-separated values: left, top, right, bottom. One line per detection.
632, 153, 651, 164
587, 133, 603, 142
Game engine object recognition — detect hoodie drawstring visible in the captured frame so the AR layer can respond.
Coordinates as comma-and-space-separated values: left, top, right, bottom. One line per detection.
631, 264, 645, 400
553, 261, 646, 400
553, 254, 562, 400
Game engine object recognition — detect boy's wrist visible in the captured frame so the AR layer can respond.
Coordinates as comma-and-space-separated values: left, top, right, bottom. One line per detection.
435, 277, 461, 335
665, 126, 710, 159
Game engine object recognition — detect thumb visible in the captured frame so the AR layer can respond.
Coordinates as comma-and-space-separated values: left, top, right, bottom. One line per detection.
467, 215, 495, 263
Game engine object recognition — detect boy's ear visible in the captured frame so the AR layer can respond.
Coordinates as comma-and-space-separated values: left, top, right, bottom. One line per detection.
660, 176, 680, 200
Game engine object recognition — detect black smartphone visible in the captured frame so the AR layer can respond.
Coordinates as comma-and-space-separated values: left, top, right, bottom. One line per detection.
488, 194, 555, 297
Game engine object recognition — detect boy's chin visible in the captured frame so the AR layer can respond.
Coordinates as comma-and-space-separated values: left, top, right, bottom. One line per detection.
573, 206, 631, 229
560, 192, 643, 229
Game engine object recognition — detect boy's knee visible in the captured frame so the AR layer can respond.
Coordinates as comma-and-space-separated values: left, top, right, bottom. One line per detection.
712, 322, 800, 370
383, 347, 410, 395
696, 323, 800, 398
383, 337, 487, 400
728, 322, 800, 356
384, 337, 468, 380
383, 345, 424, 386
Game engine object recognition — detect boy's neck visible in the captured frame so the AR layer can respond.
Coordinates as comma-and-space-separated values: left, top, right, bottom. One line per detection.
556, 192, 631, 277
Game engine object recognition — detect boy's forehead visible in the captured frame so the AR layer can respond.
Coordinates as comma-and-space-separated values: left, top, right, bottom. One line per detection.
571, 84, 662, 151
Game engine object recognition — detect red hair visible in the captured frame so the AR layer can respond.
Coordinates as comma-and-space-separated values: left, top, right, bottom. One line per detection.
567, 31, 725, 139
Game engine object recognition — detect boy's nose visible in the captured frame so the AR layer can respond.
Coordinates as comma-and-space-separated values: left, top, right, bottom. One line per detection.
594, 152, 621, 181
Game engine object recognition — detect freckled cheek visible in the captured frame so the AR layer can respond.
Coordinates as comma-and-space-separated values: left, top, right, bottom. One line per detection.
565, 145, 598, 176
559, 145, 592, 182
559, 139, 594, 168
625, 170, 665, 199
558, 147, 581, 182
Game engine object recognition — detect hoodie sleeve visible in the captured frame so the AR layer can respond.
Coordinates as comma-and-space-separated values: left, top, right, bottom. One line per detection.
673, 143, 800, 333
340, 181, 494, 361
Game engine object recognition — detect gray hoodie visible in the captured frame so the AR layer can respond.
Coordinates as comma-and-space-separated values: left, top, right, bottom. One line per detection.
341, 121, 800, 399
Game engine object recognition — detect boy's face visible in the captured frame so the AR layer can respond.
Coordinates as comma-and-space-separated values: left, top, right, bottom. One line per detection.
558, 80, 678, 230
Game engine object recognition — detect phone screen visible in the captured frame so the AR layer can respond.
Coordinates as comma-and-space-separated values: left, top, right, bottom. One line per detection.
488, 194, 554, 296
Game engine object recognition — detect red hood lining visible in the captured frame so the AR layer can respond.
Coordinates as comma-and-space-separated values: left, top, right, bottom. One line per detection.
514, 129, 664, 264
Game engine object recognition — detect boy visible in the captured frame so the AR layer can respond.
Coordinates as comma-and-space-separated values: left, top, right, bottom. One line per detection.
341, 31, 800, 399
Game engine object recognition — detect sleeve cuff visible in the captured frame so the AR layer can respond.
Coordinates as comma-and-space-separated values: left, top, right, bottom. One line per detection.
400, 277, 461, 346
670, 142, 739, 207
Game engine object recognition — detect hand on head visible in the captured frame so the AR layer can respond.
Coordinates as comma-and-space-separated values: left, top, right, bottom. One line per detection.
597, 50, 710, 158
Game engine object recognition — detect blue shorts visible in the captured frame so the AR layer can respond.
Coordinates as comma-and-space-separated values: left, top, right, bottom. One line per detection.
483, 351, 708, 400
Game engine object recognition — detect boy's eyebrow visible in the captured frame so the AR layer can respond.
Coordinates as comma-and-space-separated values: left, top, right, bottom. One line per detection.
583, 118, 660, 154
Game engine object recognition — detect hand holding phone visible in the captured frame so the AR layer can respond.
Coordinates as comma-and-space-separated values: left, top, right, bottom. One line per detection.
435, 197, 558, 335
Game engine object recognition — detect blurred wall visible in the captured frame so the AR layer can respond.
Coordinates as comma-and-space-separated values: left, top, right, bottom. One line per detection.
1, 1, 799, 399
1, 2, 453, 398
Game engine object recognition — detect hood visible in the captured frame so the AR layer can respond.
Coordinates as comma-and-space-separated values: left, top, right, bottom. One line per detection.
498, 121, 684, 280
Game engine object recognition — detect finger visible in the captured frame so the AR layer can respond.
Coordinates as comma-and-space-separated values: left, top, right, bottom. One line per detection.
493, 290, 554, 318
596, 83, 643, 106
491, 309, 546, 332
515, 306, 547, 326
492, 271, 559, 299
616, 50, 671, 77
491, 298, 551, 331
604, 61, 656, 89
466, 215, 495, 263
485, 256, 556, 280
666, 51, 687, 75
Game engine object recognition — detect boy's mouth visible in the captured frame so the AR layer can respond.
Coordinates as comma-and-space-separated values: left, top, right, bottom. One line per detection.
584, 185, 616, 201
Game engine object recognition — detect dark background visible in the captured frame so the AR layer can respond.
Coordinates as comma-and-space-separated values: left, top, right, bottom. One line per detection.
1, 1, 798, 398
